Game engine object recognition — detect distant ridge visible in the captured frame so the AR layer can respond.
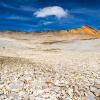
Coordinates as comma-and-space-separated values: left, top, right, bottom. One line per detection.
0, 25, 99, 32
61, 25, 100, 38
0, 25, 100, 39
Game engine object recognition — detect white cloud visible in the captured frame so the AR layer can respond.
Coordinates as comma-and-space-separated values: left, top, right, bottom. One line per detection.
34, 6, 68, 18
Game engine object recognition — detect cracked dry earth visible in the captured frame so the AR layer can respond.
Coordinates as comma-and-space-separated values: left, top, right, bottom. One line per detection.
0, 53, 100, 100
0, 34, 100, 100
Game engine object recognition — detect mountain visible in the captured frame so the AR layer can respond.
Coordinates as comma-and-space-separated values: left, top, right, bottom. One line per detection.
59, 25, 100, 39
0, 25, 100, 40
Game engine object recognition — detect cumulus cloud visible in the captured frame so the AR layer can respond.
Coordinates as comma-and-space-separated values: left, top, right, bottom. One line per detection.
34, 6, 68, 18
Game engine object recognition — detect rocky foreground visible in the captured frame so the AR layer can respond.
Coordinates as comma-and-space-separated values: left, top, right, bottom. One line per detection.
0, 27, 100, 100
0, 52, 100, 100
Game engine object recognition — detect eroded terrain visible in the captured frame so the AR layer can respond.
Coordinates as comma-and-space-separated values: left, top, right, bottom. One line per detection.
0, 31, 100, 100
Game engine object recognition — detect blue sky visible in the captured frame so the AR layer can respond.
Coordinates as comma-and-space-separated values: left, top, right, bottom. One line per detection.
0, 0, 100, 32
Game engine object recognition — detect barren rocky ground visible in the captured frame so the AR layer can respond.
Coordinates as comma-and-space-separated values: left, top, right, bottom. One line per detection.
0, 32, 100, 100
